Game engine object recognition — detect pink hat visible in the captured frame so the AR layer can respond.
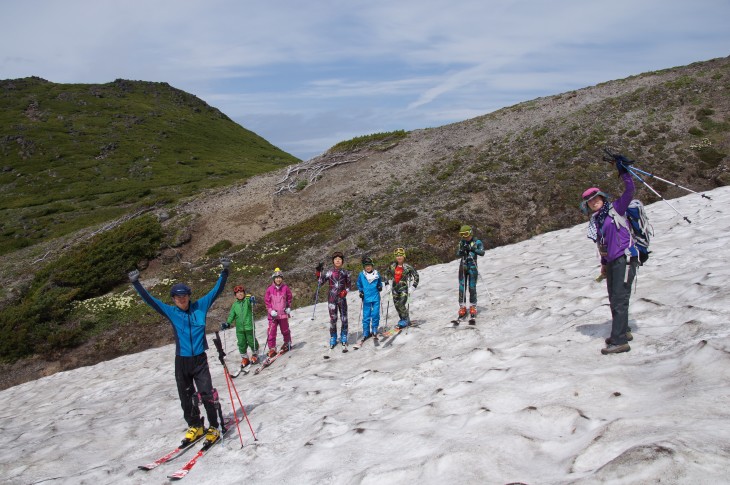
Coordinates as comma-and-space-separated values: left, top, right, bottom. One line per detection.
582, 187, 601, 200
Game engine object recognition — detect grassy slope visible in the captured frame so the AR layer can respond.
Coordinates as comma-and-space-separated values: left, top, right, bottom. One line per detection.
0, 77, 299, 254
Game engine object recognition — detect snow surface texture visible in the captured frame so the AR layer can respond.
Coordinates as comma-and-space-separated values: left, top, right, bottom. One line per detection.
2, 188, 729, 485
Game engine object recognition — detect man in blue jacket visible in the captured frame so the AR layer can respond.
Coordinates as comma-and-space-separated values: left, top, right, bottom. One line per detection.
129, 257, 230, 445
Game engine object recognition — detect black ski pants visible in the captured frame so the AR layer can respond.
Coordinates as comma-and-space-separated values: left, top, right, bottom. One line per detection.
606, 255, 638, 345
175, 353, 219, 428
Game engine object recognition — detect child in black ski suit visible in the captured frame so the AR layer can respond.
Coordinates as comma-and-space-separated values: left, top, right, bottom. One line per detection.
316, 252, 352, 349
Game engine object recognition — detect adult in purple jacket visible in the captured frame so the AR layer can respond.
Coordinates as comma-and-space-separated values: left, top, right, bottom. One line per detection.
581, 161, 638, 355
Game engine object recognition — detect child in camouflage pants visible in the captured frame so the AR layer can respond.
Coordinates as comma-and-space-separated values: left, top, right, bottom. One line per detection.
385, 248, 419, 328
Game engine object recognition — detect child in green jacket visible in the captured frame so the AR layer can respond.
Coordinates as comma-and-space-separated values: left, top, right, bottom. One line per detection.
224, 284, 260, 366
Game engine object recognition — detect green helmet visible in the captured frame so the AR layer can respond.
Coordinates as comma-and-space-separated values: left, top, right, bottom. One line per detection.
459, 225, 472, 238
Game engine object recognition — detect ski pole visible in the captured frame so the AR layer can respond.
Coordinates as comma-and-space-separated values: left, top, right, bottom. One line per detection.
311, 281, 322, 321
603, 149, 692, 224
357, 298, 363, 340
627, 165, 712, 200
224, 367, 258, 442
212, 333, 245, 447
624, 164, 692, 223
251, 296, 262, 362
385, 298, 390, 329
603, 149, 711, 200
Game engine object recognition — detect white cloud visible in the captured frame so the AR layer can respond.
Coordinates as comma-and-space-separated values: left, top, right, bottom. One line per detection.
2, 0, 729, 159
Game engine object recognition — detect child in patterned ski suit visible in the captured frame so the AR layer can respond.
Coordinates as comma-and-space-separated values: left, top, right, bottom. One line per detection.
224, 285, 259, 366
356, 256, 382, 340
264, 268, 293, 357
457, 225, 485, 318
385, 248, 419, 328
316, 251, 352, 348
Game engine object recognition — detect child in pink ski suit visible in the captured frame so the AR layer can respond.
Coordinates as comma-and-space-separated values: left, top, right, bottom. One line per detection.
264, 268, 293, 357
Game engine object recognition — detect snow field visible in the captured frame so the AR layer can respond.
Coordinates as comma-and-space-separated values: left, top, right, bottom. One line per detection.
1, 187, 729, 484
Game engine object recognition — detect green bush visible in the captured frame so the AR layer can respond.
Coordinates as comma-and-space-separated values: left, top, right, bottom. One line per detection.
206, 239, 233, 255
688, 126, 705, 137
329, 130, 407, 152
0, 215, 163, 361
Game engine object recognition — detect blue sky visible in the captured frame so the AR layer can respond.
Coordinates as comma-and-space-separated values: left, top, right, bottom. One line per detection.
2, 1, 729, 160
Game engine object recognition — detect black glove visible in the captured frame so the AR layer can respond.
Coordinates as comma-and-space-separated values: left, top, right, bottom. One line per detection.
220, 322, 230, 330
316, 262, 324, 273
611, 153, 633, 175
359, 291, 364, 299
128, 269, 140, 282
376, 284, 382, 292
220, 257, 232, 270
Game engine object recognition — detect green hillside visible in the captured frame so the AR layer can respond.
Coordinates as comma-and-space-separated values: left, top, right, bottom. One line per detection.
0, 77, 299, 255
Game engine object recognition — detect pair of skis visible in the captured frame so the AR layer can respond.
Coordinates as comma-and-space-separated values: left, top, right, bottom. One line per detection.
323, 342, 349, 359
352, 334, 379, 350
449, 314, 477, 328
230, 362, 253, 378
138, 418, 233, 480
253, 347, 290, 374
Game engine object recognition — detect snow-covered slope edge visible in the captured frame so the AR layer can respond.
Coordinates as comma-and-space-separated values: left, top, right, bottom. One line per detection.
1, 187, 729, 485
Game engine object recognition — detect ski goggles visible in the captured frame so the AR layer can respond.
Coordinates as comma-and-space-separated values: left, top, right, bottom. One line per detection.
233, 285, 245, 293
459, 230, 472, 238
394, 247, 406, 257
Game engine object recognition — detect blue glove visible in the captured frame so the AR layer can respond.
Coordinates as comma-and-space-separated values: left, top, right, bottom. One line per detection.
250, 295, 257, 306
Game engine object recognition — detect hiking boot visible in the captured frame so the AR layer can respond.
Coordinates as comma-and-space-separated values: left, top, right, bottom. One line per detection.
397, 320, 408, 328
267, 348, 277, 358
280, 342, 291, 353
604, 332, 634, 345
469, 306, 477, 317
601, 343, 631, 355
183, 424, 204, 443
458, 306, 467, 318
204, 426, 221, 444
241, 357, 250, 367
250, 354, 259, 365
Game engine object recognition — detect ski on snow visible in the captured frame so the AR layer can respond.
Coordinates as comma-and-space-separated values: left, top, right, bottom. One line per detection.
352, 335, 379, 350
230, 363, 252, 378
253, 349, 289, 375
166, 420, 234, 480
449, 316, 476, 328
323, 343, 349, 359
138, 436, 204, 471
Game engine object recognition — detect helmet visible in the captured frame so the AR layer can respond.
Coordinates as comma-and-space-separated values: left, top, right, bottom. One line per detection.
361, 256, 374, 266
579, 187, 610, 214
459, 225, 473, 238
233, 285, 245, 293
271, 268, 283, 279
332, 251, 345, 262
170, 283, 192, 297
393, 247, 406, 258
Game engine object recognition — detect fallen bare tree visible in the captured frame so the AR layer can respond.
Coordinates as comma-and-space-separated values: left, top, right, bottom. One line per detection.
274, 153, 365, 195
